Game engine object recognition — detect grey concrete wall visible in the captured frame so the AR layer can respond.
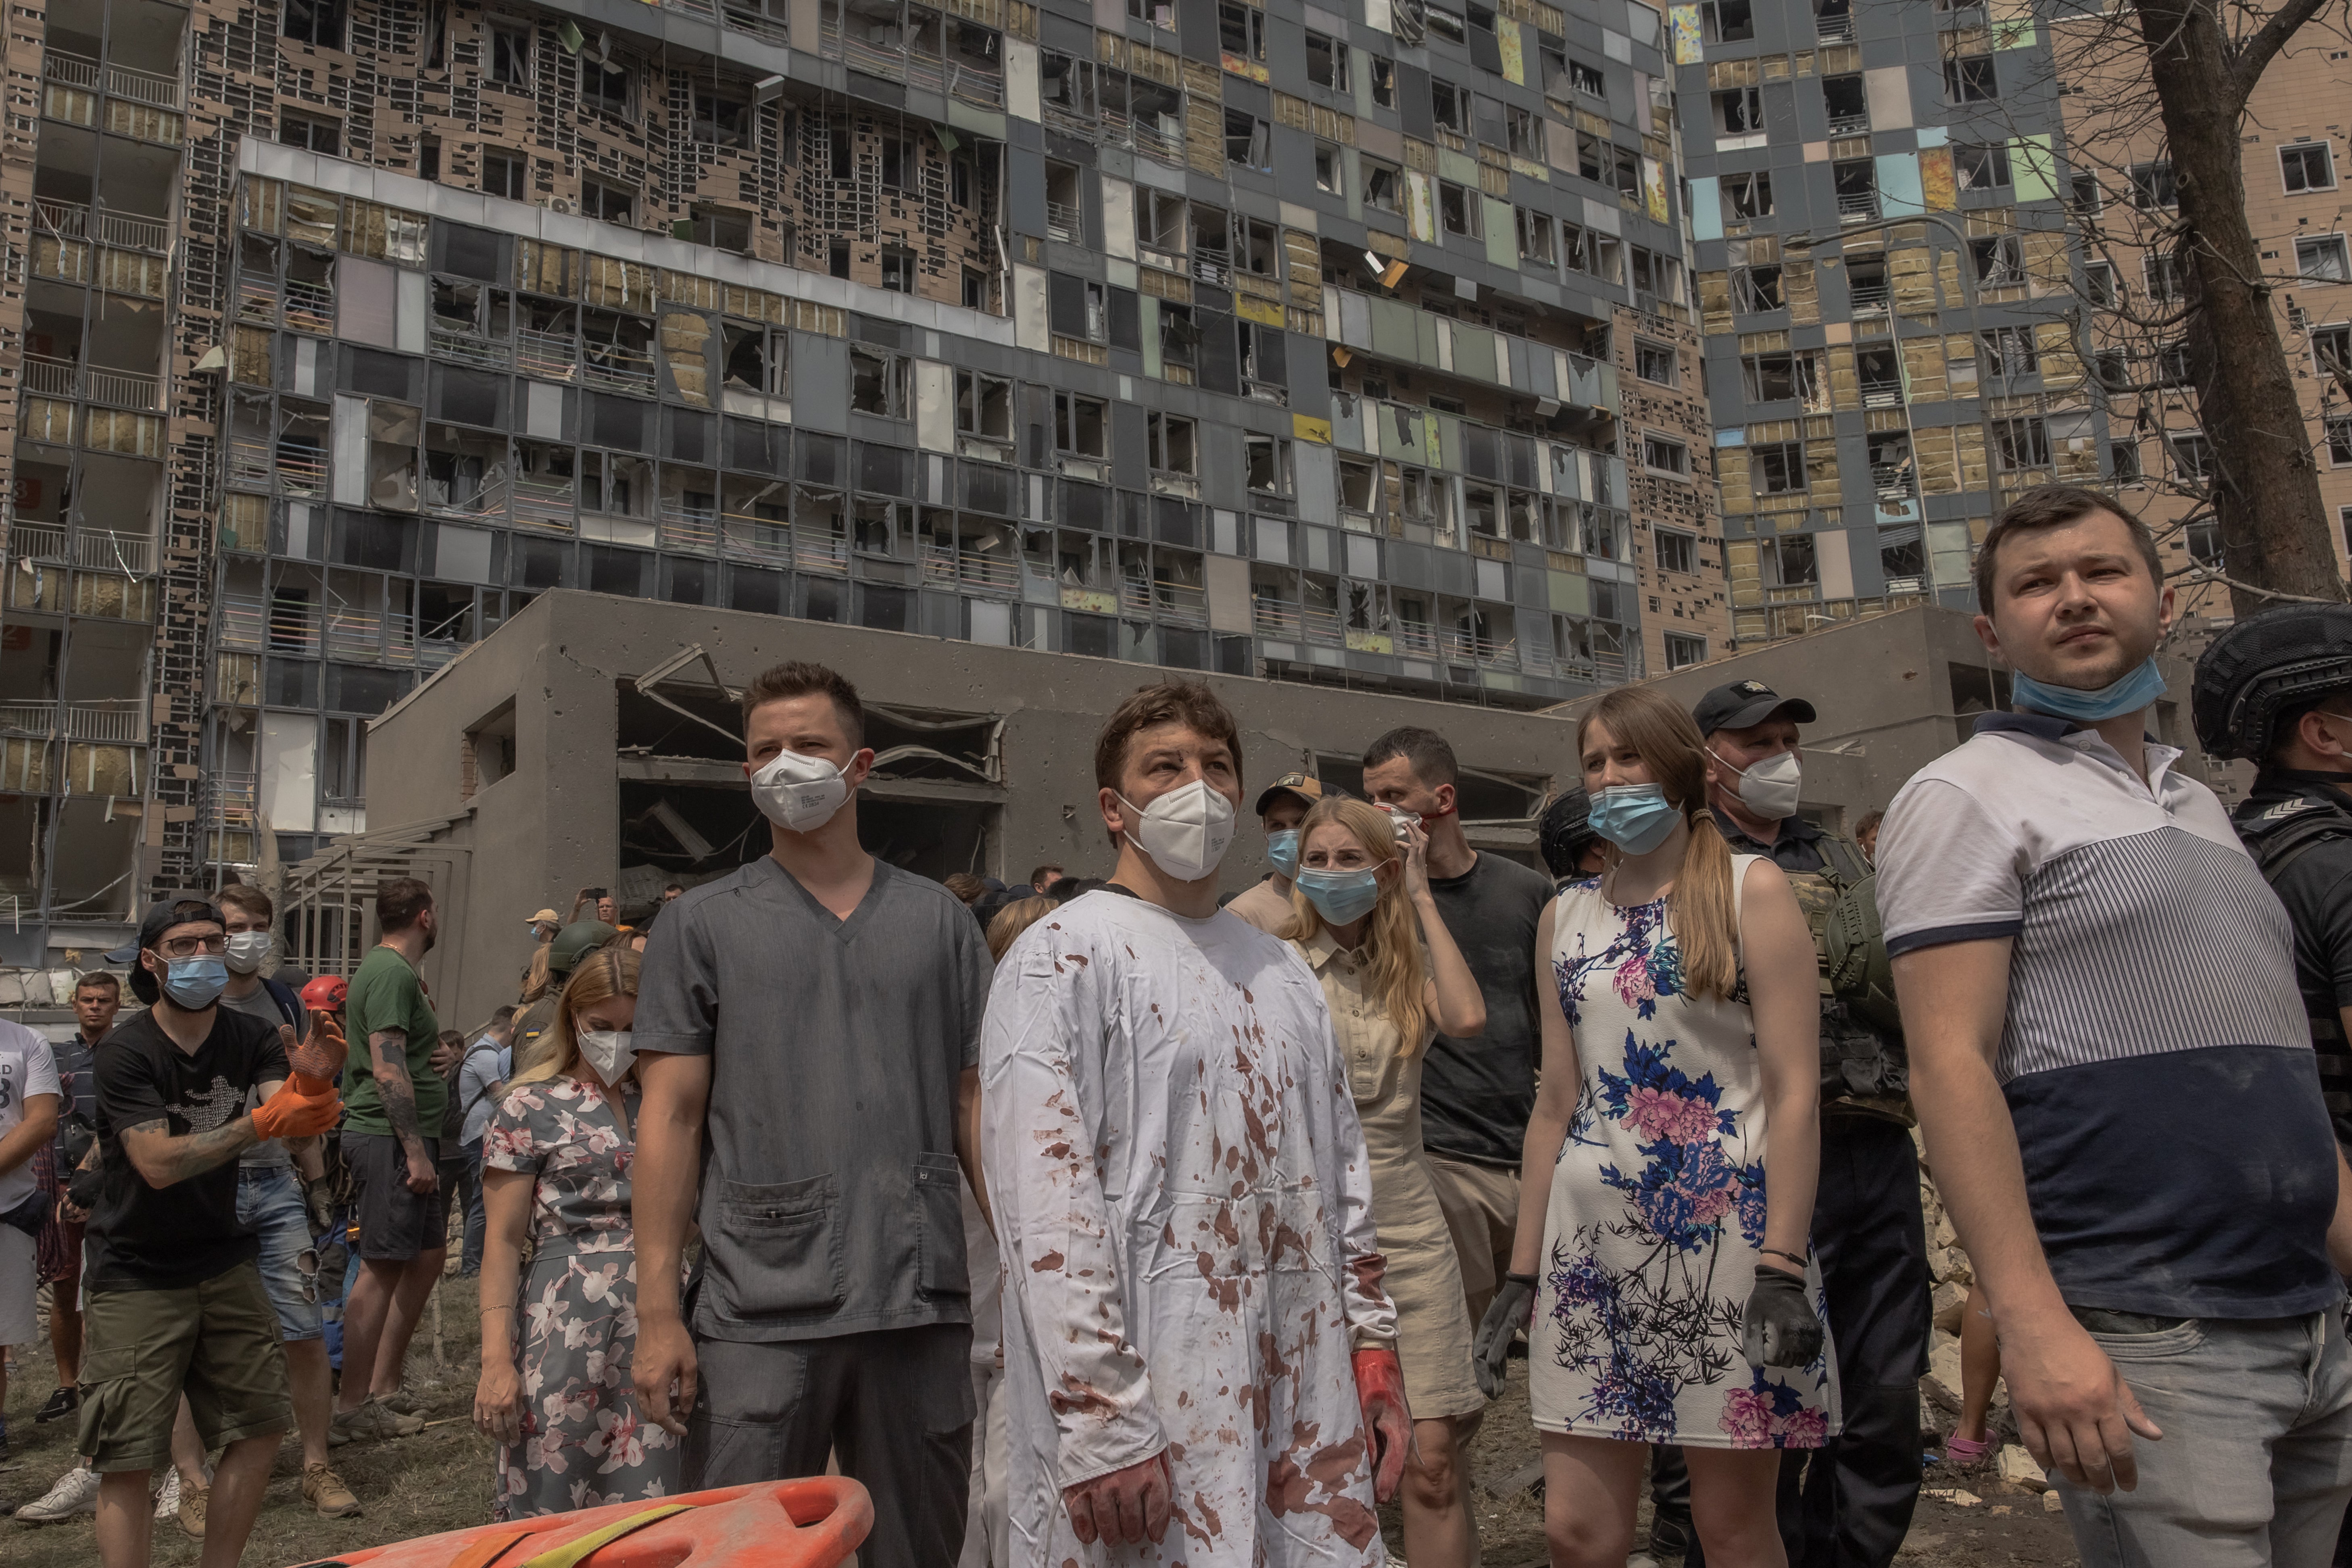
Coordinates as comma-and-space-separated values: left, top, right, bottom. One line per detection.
369, 588, 1609, 1026
1546, 605, 2222, 828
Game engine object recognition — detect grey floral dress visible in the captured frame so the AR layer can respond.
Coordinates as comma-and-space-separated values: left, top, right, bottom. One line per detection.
482, 1074, 682, 1518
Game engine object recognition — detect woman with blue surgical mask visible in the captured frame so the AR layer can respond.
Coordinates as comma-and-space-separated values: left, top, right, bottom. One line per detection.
1278, 797, 1489, 1568
471, 947, 680, 1518
1474, 684, 1832, 1567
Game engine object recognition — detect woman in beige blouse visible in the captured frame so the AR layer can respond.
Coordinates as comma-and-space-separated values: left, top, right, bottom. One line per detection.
1282, 796, 1490, 1568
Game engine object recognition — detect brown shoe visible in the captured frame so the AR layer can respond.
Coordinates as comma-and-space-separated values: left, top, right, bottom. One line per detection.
303, 1462, 362, 1518
177, 1480, 209, 1538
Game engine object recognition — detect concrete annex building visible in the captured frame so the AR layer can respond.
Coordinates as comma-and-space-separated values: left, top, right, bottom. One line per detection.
0, 0, 1726, 965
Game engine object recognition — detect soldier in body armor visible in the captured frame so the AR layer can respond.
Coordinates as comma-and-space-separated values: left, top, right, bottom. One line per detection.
2196, 606, 2352, 1150
1652, 681, 1928, 1568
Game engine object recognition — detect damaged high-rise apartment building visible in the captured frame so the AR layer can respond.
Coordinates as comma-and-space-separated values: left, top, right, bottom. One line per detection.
0, 0, 1713, 961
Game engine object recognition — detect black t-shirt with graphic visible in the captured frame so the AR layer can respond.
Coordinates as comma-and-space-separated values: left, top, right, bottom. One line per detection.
88, 1007, 287, 1290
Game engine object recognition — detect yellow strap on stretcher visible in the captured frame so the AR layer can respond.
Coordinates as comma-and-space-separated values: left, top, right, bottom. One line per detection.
500, 1503, 696, 1568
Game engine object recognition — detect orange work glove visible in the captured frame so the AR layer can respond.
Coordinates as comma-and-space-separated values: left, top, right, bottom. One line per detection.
252, 1077, 342, 1143
1353, 1345, 1412, 1503
287, 1012, 347, 1095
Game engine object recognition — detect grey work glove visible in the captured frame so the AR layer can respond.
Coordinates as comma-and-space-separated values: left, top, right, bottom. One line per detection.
1742, 1266, 1824, 1370
1472, 1272, 1537, 1399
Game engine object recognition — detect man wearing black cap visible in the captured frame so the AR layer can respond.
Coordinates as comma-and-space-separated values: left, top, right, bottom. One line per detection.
1677, 680, 1926, 1568
1224, 772, 1325, 934
80, 897, 342, 1568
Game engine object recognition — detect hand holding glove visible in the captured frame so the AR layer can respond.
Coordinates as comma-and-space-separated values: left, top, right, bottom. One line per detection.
1472, 1272, 1537, 1399
1742, 1264, 1824, 1369
252, 1076, 342, 1143
304, 1175, 338, 1237
1353, 1346, 1412, 1502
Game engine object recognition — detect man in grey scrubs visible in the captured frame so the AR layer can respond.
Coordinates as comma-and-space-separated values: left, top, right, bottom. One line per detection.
632, 659, 994, 1568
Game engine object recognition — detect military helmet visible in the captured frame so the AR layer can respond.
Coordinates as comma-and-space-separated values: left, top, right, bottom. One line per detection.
1538, 786, 1598, 879
2192, 603, 2352, 761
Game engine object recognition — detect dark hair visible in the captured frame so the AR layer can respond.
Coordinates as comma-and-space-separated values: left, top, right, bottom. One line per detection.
438, 1029, 465, 1051
943, 872, 986, 903
376, 876, 436, 935
663, 882, 684, 894
491, 1004, 518, 1026
1855, 808, 1885, 839
1363, 726, 1458, 789
1028, 863, 1062, 885
1092, 681, 1243, 791
741, 659, 865, 747
217, 883, 274, 923
1973, 485, 2164, 615
74, 972, 121, 999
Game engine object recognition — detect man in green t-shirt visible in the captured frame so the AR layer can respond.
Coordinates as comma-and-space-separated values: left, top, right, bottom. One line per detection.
330, 876, 444, 1445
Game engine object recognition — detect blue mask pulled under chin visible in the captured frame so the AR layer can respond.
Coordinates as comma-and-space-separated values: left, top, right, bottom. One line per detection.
2011, 656, 2167, 724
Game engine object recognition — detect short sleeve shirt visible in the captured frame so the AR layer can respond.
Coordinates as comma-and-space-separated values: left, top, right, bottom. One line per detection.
1876, 712, 2336, 1320
340, 946, 446, 1139
634, 855, 995, 1341
88, 1007, 287, 1289
0, 1020, 61, 1211
1418, 851, 1557, 1166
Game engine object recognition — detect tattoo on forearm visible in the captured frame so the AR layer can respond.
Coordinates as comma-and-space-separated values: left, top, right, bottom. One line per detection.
123, 1115, 259, 1185
370, 1028, 426, 1150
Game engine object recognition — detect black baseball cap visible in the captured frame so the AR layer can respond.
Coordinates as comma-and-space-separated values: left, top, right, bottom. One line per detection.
1693, 680, 1817, 738
106, 894, 225, 965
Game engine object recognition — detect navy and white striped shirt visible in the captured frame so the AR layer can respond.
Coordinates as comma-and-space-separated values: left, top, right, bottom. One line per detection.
1877, 711, 2341, 1320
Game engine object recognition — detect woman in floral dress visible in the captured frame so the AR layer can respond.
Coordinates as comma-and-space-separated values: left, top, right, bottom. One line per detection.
1481, 685, 1836, 1567
472, 947, 681, 1517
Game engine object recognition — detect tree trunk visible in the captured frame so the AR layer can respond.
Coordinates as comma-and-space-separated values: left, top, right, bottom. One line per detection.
2131, 0, 2349, 609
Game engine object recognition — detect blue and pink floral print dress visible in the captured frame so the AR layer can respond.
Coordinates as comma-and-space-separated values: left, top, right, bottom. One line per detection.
1529, 861, 1840, 1449
482, 1074, 682, 1518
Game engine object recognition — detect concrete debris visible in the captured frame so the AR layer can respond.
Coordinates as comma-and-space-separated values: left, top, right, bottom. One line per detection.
1998, 1445, 2050, 1493
1922, 1487, 1983, 1507
2043, 1489, 2066, 1514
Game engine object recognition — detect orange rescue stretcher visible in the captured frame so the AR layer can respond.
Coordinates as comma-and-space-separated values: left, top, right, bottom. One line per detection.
286, 1476, 872, 1568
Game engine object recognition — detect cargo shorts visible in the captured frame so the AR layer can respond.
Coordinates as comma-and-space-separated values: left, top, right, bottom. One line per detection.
75, 1259, 293, 1472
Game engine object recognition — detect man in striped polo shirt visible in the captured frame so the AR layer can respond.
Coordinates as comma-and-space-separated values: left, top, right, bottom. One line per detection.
1877, 486, 2352, 1566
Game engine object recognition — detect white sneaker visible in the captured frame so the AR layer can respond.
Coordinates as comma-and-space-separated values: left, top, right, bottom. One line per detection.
152, 1468, 179, 1521
17, 1464, 101, 1522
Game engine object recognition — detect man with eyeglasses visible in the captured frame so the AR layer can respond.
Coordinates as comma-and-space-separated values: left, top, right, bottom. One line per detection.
77, 898, 342, 1568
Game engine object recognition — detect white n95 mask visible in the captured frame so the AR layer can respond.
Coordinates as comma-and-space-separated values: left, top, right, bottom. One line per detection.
751, 749, 852, 832
1711, 747, 1803, 822
223, 931, 272, 976
577, 1028, 636, 1084
1117, 780, 1237, 882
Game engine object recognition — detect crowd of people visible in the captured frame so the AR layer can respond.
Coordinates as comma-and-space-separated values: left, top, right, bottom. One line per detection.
4, 482, 2352, 1568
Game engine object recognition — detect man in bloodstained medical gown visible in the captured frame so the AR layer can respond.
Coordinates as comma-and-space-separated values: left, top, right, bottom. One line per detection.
981, 680, 1412, 1567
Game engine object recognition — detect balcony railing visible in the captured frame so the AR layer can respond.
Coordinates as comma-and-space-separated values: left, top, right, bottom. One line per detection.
42, 52, 97, 90
88, 365, 161, 411
1870, 461, 1918, 499
1301, 605, 1345, 644
24, 356, 75, 397
510, 477, 576, 532
4, 519, 66, 565
1394, 623, 1441, 658
949, 64, 1005, 109
216, 592, 265, 650
794, 523, 849, 574
50, 53, 187, 109
720, 511, 793, 566
431, 327, 511, 370
0, 699, 145, 743
1443, 630, 1518, 666
283, 278, 334, 333
1252, 599, 1302, 638
1827, 111, 1869, 136
581, 342, 655, 395
1814, 10, 1855, 38
1859, 379, 1904, 410
1045, 200, 1082, 244
1837, 191, 1881, 221
238, 276, 277, 321
925, 544, 1020, 594
516, 328, 578, 382
275, 445, 328, 497
659, 504, 719, 554
1849, 281, 1891, 310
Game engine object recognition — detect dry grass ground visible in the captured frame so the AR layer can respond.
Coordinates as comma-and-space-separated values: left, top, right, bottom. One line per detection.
7, 1286, 2076, 1568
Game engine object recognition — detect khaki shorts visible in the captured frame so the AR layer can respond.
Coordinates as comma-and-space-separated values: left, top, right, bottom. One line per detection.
75, 1261, 293, 1472
1427, 1154, 1522, 1326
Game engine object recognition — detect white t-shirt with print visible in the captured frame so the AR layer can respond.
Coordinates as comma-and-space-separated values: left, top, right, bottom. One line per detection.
0, 1020, 63, 1211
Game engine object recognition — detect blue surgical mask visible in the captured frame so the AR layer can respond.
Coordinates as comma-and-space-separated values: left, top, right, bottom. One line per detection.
1266, 828, 1301, 880
1585, 785, 1682, 855
1296, 867, 1384, 926
162, 955, 228, 1010
2011, 657, 2168, 724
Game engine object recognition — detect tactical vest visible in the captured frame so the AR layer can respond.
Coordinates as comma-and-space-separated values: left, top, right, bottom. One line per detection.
2235, 790, 2352, 1145
1781, 833, 1910, 1119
